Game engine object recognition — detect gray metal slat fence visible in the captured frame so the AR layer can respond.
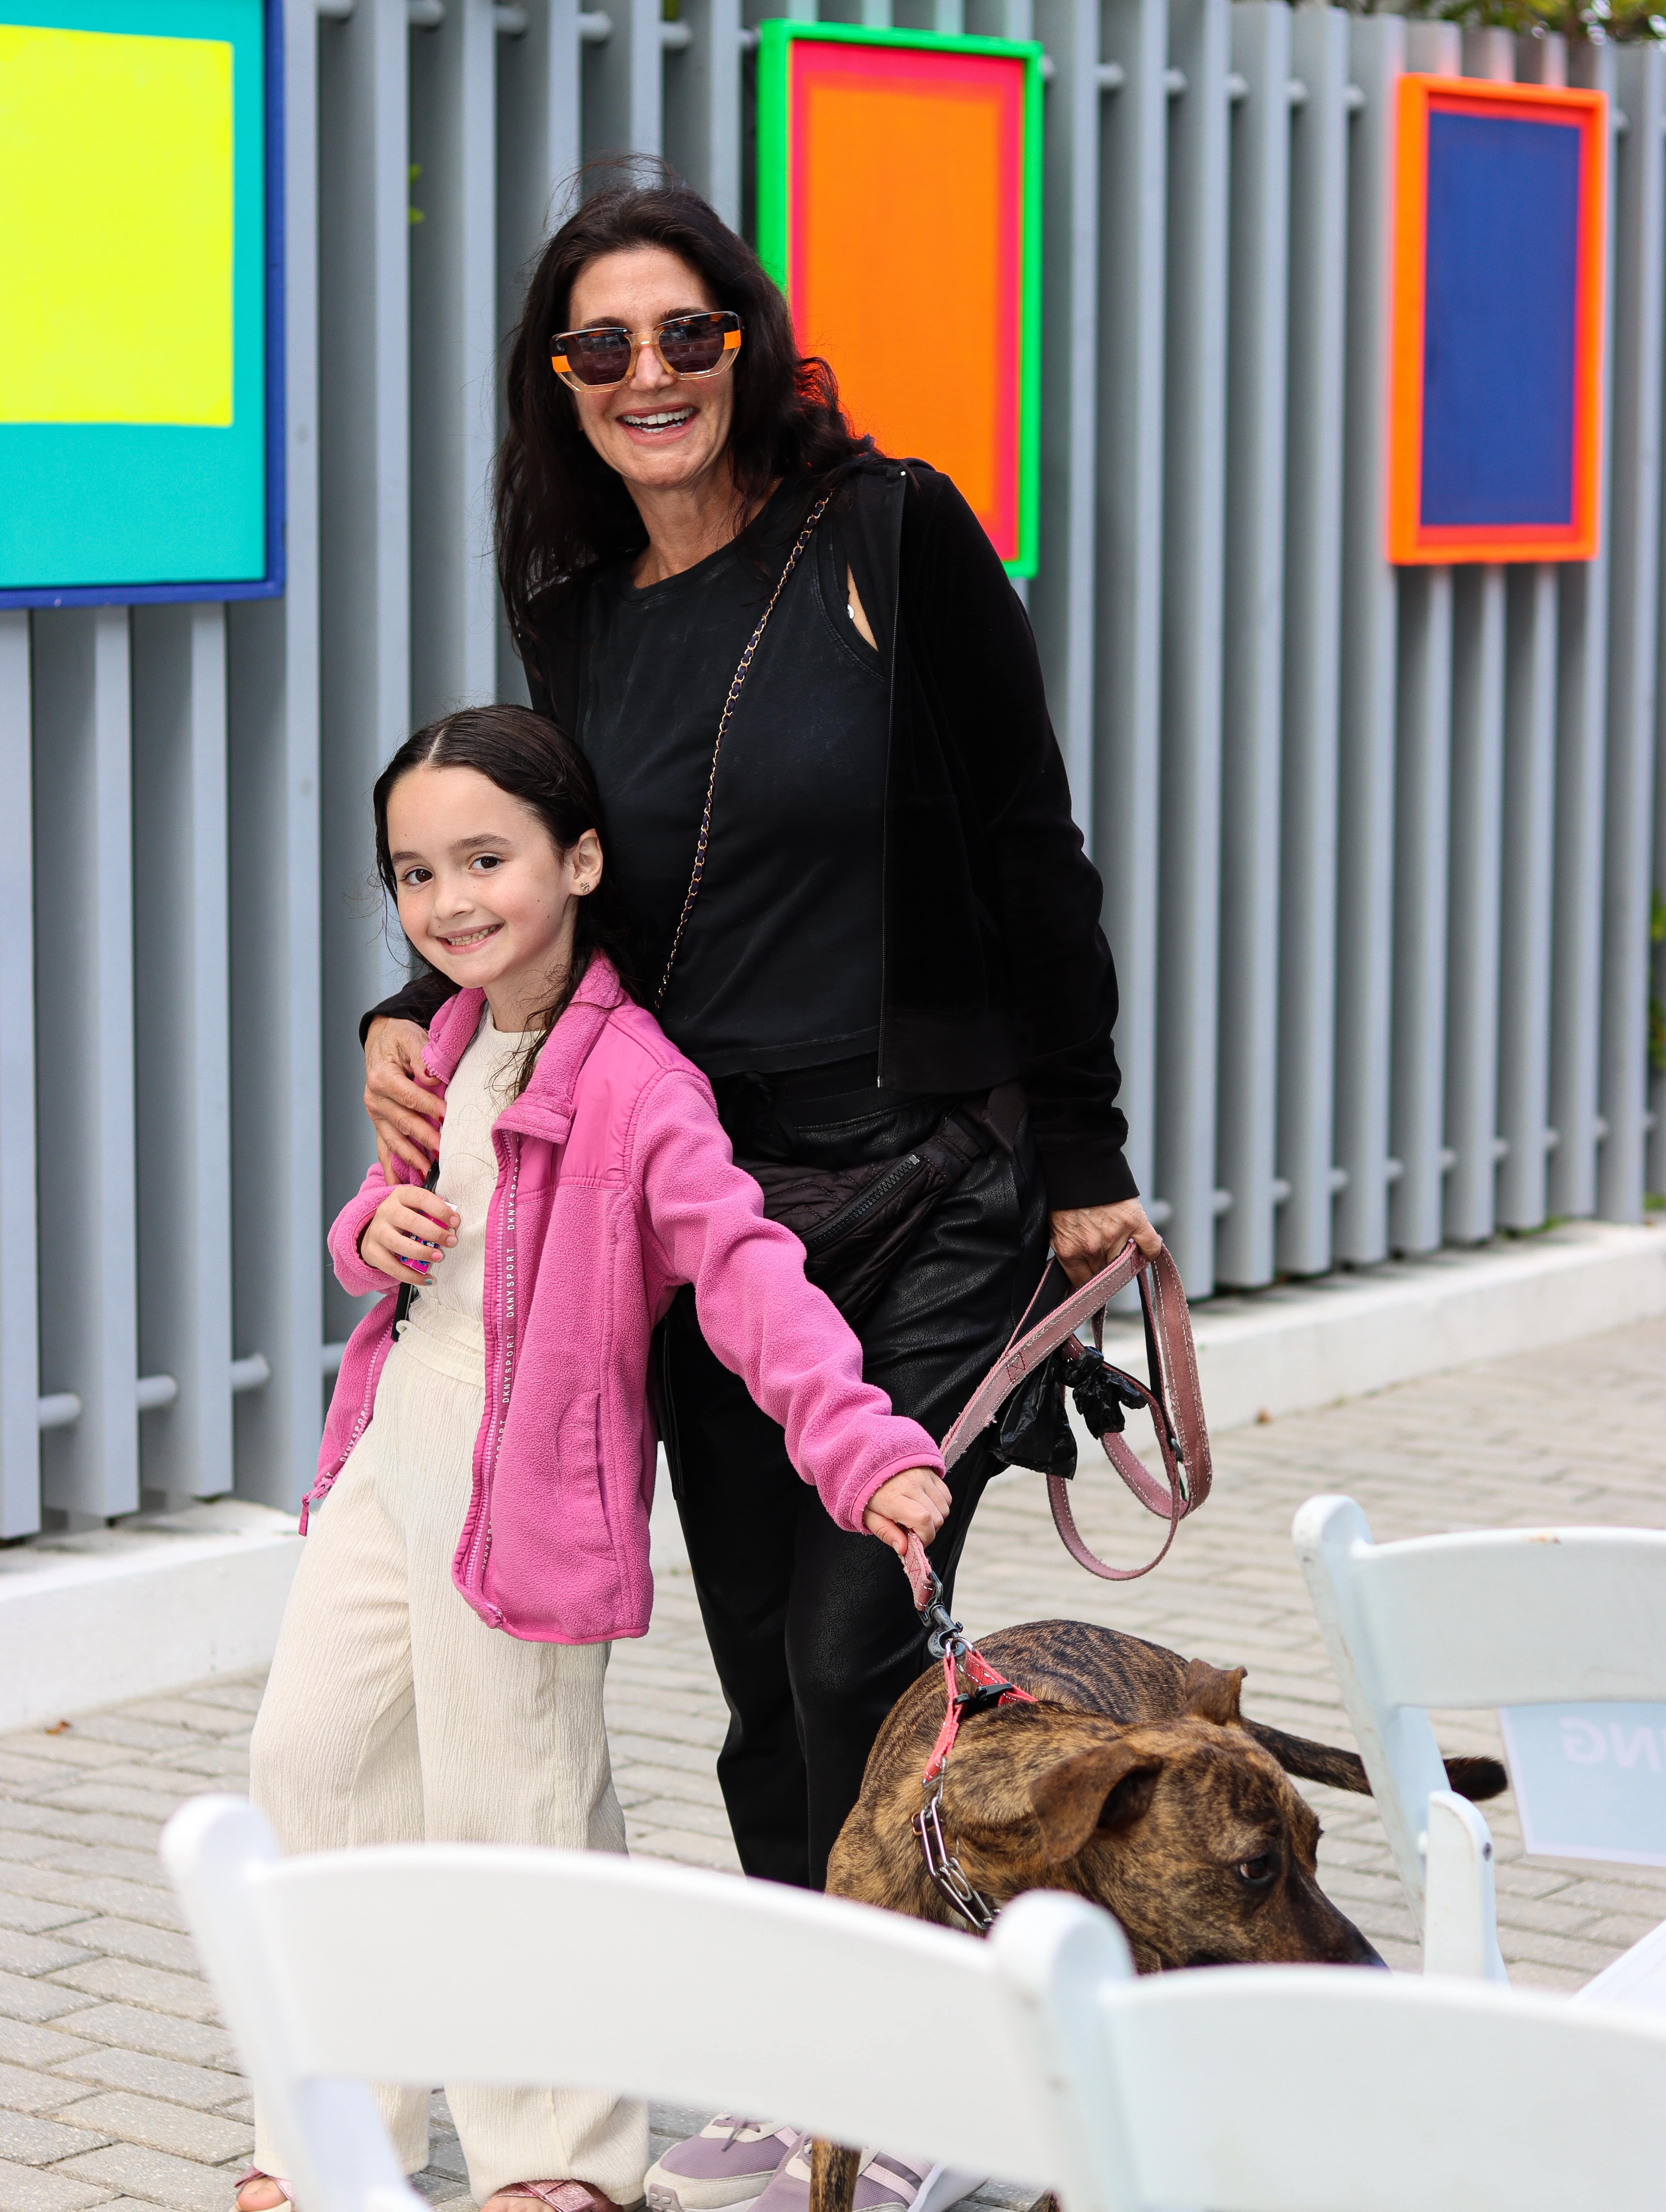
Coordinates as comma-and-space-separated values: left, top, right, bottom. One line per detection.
1, 0, 1661, 1536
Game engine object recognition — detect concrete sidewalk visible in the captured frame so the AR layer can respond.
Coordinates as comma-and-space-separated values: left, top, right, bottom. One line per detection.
1, 1316, 1663, 2210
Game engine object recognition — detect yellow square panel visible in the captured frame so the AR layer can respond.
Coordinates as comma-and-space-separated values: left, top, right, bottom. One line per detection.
0, 23, 233, 426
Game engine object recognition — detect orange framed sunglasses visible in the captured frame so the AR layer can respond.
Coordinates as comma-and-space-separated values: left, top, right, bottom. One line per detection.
550, 310, 744, 391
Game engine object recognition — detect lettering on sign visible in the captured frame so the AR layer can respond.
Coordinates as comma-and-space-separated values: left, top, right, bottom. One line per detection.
1500, 1704, 1666, 1867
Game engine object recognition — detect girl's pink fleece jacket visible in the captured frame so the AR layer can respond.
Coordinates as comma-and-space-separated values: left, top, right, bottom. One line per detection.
313, 959, 944, 1643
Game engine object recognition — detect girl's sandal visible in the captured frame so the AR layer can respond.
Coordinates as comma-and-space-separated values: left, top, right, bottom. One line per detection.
233, 2171, 294, 2208
497, 2186, 632, 2212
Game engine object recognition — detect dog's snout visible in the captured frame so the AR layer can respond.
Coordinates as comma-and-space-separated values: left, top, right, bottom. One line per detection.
1353, 1929, 1390, 1970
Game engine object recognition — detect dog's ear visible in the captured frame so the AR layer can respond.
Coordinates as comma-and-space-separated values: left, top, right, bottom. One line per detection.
1183, 1659, 1246, 1726
1029, 1738, 1165, 1862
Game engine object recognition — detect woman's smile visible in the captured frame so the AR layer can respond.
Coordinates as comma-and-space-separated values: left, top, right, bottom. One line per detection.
616, 404, 696, 438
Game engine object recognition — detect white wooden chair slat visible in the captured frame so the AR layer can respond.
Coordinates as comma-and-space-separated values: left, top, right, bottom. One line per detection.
1338, 1523, 1666, 1710
256, 1845, 1076, 2169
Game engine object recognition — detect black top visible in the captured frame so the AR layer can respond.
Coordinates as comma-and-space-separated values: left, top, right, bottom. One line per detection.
369, 461, 1136, 1210
580, 485, 886, 1075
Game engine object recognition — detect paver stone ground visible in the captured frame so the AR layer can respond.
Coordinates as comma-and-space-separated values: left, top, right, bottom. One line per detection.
0, 1315, 1660, 2208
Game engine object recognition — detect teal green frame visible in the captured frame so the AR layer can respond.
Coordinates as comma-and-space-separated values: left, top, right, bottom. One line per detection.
755, 18, 1044, 579
0, 0, 281, 605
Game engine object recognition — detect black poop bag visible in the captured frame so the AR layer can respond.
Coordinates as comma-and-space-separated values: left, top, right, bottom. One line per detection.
991, 1343, 1149, 1480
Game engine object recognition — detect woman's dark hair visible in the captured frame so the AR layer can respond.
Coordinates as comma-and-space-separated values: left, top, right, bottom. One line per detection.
373, 704, 640, 1097
495, 173, 875, 643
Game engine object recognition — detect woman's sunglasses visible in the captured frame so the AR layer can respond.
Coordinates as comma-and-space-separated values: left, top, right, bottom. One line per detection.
549, 310, 743, 391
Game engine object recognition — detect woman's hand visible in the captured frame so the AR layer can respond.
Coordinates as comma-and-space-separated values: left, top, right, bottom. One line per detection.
364, 1017, 445, 1178
1050, 1197, 1162, 1287
862, 1466, 954, 1560
359, 1185, 461, 1287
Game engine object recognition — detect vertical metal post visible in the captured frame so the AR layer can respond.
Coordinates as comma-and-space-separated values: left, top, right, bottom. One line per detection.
32, 611, 139, 1524
1444, 565, 1507, 1242
1426, 23, 1503, 1247
1276, 4, 1349, 1279
1334, 12, 1404, 1264
1601, 47, 1664, 1221
1548, 37, 1613, 1220
1390, 567, 1452, 1253
1383, 21, 1459, 1259
318, 0, 412, 1351
1497, 561, 1560, 1227
0, 614, 39, 1537
583, 0, 665, 164
666, 0, 744, 228
1089, 0, 1167, 1212
1214, 0, 1289, 1288
1155, 0, 1230, 1295
1030, 0, 1103, 829
132, 607, 235, 1504
1458, 39, 1560, 1237
410, 0, 501, 726
497, 0, 583, 705
221, 0, 326, 1515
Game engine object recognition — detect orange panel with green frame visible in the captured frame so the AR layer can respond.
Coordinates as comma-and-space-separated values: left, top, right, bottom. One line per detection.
756, 20, 1043, 578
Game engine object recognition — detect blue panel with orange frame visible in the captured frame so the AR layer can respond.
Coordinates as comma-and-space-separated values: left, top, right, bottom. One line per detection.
1388, 73, 1606, 566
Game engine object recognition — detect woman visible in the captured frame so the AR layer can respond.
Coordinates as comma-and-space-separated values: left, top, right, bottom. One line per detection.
363, 181, 1157, 1900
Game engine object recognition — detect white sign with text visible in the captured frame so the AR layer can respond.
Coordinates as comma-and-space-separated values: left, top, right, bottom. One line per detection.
1500, 1703, 1666, 1867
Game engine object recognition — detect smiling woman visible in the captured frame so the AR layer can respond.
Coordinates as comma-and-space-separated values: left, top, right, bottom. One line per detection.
359, 179, 1154, 1959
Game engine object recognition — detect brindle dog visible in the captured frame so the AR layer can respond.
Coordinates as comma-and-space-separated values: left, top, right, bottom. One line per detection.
808, 1618, 1507, 2212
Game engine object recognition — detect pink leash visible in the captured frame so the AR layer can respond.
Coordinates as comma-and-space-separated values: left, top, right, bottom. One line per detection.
940, 1233, 1213, 1583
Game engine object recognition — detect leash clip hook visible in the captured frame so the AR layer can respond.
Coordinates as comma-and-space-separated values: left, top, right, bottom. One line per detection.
913, 1555, 969, 1663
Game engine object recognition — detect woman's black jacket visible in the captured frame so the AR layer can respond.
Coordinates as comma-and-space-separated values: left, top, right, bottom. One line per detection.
366, 460, 1136, 1210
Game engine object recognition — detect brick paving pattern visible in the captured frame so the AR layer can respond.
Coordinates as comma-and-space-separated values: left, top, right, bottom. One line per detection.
0, 1315, 1661, 2209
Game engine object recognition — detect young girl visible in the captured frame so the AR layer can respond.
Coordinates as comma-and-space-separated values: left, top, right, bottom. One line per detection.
237, 706, 951, 2212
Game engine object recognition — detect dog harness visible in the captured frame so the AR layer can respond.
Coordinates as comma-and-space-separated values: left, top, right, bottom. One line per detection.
899, 1235, 1213, 1932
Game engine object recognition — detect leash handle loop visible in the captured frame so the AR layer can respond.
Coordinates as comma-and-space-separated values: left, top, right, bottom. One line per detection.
938, 1234, 1213, 1584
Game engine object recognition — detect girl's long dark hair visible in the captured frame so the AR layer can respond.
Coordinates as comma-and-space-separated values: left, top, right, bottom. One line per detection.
373, 705, 640, 1097
495, 172, 876, 645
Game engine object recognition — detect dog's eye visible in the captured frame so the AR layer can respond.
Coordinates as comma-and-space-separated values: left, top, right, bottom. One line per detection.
1235, 1854, 1275, 1887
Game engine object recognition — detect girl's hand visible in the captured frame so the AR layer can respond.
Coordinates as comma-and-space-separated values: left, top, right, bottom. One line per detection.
863, 1467, 954, 1560
359, 1185, 461, 1287
364, 1017, 445, 1179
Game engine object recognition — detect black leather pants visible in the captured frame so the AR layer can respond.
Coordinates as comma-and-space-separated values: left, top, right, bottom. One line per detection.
655, 1075, 1051, 1891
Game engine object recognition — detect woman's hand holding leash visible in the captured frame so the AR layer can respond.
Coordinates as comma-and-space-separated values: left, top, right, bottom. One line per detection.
360, 1185, 461, 1287
364, 1016, 445, 1178
1050, 1196, 1162, 1286
863, 1467, 953, 1560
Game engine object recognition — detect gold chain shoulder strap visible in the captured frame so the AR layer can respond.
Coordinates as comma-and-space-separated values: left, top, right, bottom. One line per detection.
652, 493, 831, 1012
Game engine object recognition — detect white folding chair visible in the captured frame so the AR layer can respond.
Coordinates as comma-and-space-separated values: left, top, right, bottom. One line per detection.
1294, 1494, 1666, 1981
160, 1797, 1134, 2212
1084, 1960, 1666, 2212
